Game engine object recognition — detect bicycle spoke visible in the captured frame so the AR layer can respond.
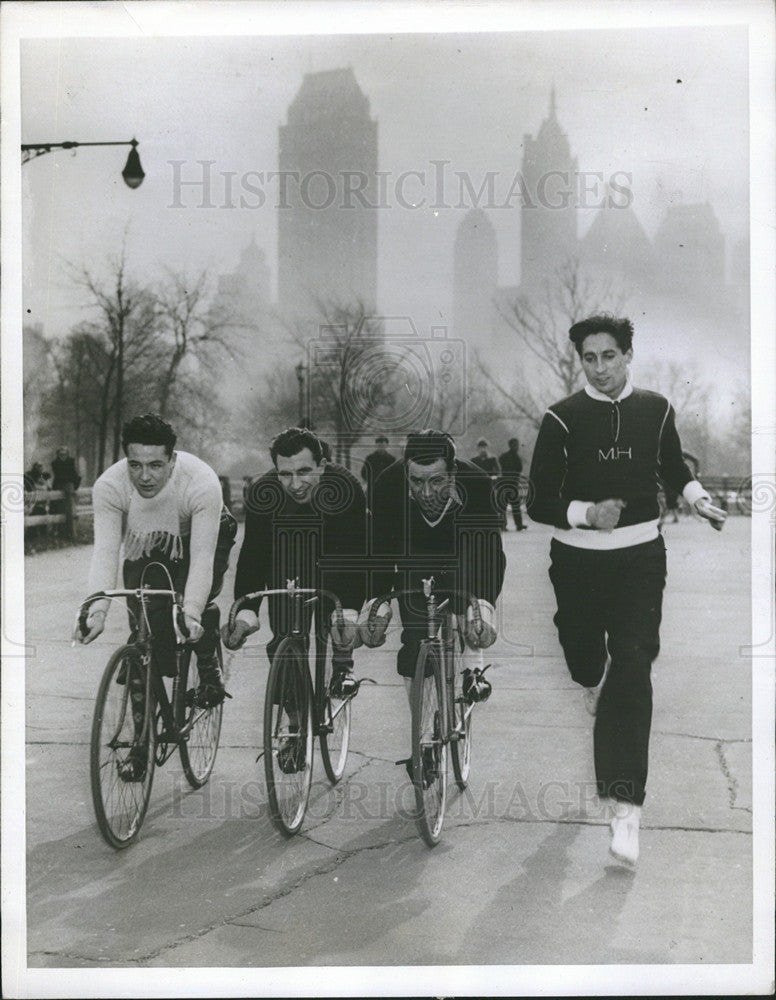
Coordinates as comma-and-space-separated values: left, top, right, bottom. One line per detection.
412, 645, 447, 846
177, 646, 223, 788
264, 642, 314, 836
320, 635, 352, 785
90, 646, 155, 848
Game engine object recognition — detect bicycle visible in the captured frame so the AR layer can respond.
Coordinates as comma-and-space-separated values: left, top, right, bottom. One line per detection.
365, 577, 489, 847
227, 579, 366, 837
76, 573, 224, 849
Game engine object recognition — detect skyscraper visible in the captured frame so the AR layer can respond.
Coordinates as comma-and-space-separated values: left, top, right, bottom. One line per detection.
520, 87, 578, 293
278, 68, 378, 322
453, 208, 498, 346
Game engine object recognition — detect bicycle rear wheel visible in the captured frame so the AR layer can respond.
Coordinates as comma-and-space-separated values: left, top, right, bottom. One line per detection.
449, 623, 472, 790
319, 635, 352, 785
90, 645, 156, 849
177, 643, 223, 788
411, 643, 447, 847
264, 639, 314, 836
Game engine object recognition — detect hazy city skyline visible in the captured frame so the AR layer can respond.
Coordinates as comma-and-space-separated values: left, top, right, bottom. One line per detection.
21, 24, 749, 351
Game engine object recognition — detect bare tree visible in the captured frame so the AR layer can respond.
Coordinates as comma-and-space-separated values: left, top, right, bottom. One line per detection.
152, 269, 241, 419
477, 256, 628, 428
69, 251, 160, 469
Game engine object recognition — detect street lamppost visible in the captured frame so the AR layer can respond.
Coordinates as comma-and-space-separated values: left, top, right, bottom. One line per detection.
21, 138, 145, 189
295, 362, 307, 427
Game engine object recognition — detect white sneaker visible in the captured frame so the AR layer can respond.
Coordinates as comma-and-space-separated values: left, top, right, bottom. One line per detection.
609, 802, 641, 865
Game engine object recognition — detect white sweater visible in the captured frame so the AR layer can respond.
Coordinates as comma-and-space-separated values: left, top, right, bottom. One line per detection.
88, 451, 222, 619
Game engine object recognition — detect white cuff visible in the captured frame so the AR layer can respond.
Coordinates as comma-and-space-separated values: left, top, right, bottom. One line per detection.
682, 480, 710, 505
236, 609, 259, 628
567, 500, 594, 528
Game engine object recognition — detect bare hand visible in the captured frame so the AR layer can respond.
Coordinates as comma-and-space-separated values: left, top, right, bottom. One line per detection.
74, 609, 106, 645
464, 599, 497, 650
221, 614, 259, 651
183, 614, 204, 644
586, 498, 627, 532
694, 497, 726, 531
330, 610, 362, 651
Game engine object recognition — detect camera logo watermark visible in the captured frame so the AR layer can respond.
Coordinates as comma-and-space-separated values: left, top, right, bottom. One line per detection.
308, 316, 467, 436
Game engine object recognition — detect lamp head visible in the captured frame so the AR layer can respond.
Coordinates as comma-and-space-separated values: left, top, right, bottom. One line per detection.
122, 140, 144, 189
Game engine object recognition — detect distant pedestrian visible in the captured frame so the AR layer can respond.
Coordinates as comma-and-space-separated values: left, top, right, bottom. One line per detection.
528, 314, 726, 866
51, 446, 81, 539
498, 437, 527, 531
471, 439, 505, 532
51, 447, 81, 493
360, 435, 395, 505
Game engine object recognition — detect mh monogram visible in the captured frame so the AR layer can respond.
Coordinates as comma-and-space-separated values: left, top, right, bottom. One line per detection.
598, 447, 632, 462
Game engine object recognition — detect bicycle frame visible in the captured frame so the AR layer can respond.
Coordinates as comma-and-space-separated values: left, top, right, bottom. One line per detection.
228, 579, 348, 736
77, 586, 200, 760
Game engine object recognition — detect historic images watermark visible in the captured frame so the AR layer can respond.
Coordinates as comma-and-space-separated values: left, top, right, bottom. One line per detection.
167, 160, 634, 212
167, 774, 623, 824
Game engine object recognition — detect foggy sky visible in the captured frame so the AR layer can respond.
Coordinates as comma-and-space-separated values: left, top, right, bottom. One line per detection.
19, 19, 750, 351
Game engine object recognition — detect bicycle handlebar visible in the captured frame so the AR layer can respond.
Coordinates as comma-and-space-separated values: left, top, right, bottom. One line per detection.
365, 586, 482, 637
227, 583, 344, 633
76, 588, 190, 641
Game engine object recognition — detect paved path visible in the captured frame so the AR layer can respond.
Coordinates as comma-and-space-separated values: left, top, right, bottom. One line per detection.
9, 516, 765, 995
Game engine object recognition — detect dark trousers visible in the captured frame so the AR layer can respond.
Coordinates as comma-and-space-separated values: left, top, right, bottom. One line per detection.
548, 535, 667, 806
123, 509, 236, 674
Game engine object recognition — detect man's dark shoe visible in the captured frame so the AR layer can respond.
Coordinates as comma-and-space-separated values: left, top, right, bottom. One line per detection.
195, 660, 230, 708
330, 668, 359, 699
277, 732, 304, 774
463, 666, 492, 704
118, 743, 148, 782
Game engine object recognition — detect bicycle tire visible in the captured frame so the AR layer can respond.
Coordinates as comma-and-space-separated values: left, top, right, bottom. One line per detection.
264, 638, 314, 836
319, 634, 352, 785
449, 625, 472, 790
411, 643, 447, 847
90, 644, 156, 849
177, 643, 223, 789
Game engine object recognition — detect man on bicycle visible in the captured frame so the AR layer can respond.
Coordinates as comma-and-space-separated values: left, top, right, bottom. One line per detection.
363, 429, 506, 774
222, 427, 367, 687
76, 414, 236, 709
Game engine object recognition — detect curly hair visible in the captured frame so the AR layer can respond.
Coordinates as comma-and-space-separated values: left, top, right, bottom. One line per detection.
121, 414, 177, 457
568, 314, 634, 356
270, 427, 324, 466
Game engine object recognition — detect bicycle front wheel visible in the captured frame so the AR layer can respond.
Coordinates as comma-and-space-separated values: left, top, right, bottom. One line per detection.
319, 636, 352, 785
450, 628, 472, 790
90, 645, 156, 849
264, 639, 314, 836
411, 643, 447, 847
177, 644, 223, 788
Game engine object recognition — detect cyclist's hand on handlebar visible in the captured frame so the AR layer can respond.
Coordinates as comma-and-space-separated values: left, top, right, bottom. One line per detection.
358, 598, 392, 648
464, 598, 497, 650
182, 613, 204, 644
330, 608, 362, 651
74, 608, 106, 645
221, 609, 259, 650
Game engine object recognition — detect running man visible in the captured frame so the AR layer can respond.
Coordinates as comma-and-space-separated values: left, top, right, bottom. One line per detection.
527, 314, 725, 865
